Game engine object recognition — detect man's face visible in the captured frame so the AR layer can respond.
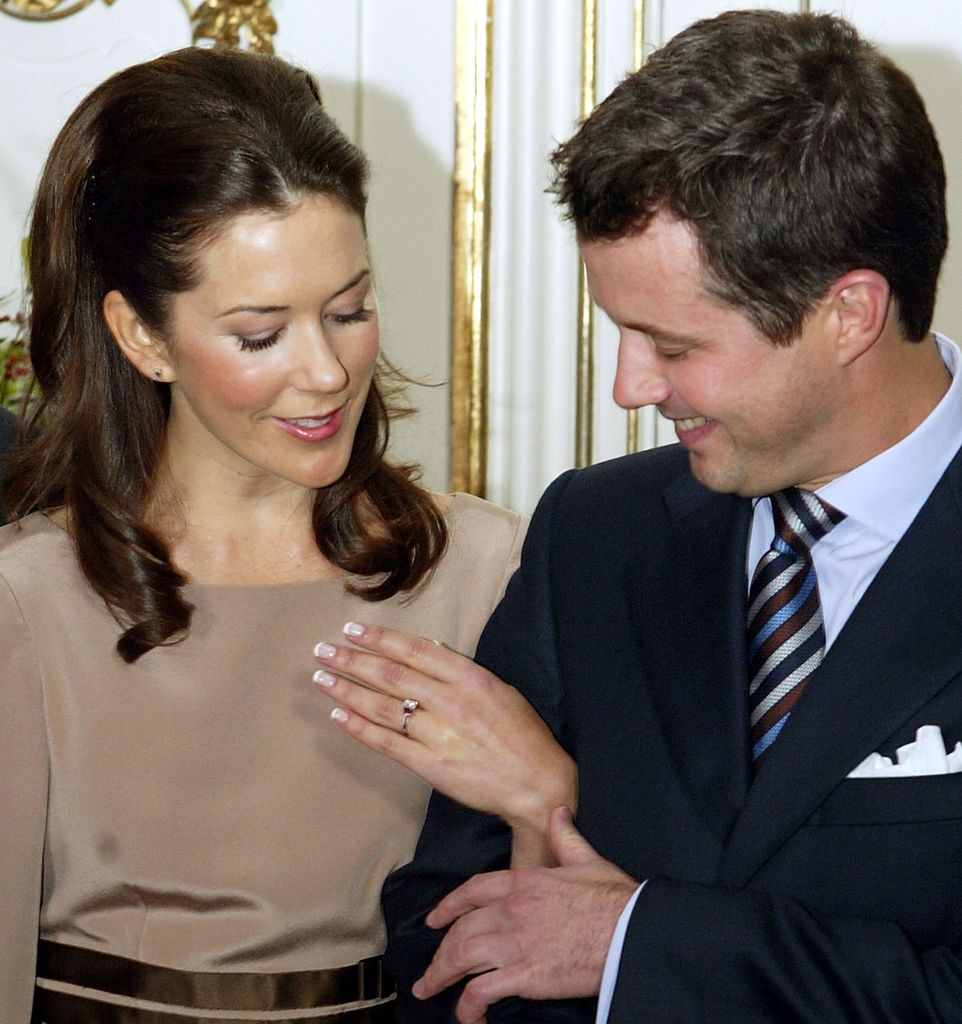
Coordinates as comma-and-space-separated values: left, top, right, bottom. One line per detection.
580, 212, 847, 496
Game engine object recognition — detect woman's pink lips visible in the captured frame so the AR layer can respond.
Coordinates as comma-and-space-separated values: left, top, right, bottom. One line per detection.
273, 406, 344, 442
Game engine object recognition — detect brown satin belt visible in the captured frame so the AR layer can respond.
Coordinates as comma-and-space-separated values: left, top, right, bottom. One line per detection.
33, 939, 395, 1022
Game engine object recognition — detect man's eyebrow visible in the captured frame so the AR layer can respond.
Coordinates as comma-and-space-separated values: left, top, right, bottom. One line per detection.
216, 269, 371, 318
622, 320, 697, 345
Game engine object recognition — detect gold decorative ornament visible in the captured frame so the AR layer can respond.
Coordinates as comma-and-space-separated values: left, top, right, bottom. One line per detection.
0, 0, 276, 53
574, 0, 598, 469
0, 0, 107, 19
626, 0, 647, 454
191, 0, 276, 53
450, 0, 493, 497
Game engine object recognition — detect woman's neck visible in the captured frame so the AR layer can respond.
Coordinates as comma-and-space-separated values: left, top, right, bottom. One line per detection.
145, 475, 340, 586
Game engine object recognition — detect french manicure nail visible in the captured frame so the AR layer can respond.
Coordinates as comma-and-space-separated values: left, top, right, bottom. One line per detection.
313, 669, 335, 687
330, 707, 349, 723
314, 641, 336, 659
343, 621, 365, 638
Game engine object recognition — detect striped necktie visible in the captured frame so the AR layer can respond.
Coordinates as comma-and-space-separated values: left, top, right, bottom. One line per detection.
747, 488, 846, 764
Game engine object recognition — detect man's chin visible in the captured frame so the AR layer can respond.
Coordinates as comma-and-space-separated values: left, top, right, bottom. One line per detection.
687, 451, 740, 495
687, 452, 772, 498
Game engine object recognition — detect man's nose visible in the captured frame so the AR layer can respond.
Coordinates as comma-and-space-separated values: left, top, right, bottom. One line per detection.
612, 334, 671, 409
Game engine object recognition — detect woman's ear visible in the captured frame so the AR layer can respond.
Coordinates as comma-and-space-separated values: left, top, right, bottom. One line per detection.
102, 290, 175, 383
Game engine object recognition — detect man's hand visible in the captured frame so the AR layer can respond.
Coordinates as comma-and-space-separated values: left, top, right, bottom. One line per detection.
413, 807, 639, 1023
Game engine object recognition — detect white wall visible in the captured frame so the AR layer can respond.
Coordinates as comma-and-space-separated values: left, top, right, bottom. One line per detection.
484, 0, 962, 513
4, 2, 962, 513
0, 0, 455, 491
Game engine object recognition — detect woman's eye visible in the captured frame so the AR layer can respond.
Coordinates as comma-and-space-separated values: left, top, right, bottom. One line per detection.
237, 329, 282, 352
329, 307, 375, 326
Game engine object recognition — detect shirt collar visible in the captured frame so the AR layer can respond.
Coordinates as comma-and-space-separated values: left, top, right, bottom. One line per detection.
816, 332, 962, 542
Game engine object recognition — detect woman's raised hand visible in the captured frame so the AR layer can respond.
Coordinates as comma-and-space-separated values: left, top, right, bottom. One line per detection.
313, 622, 577, 864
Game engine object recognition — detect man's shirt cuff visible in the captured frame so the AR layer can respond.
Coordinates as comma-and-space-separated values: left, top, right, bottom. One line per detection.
595, 882, 646, 1024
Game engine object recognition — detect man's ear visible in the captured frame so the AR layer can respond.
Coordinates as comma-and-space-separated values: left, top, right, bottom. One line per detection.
824, 269, 891, 367
102, 290, 175, 383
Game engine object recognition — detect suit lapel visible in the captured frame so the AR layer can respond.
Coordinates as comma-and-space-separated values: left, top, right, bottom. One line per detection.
721, 451, 962, 886
625, 473, 753, 842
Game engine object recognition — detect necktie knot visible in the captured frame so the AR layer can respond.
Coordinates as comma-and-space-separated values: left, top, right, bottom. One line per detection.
770, 488, 845, 556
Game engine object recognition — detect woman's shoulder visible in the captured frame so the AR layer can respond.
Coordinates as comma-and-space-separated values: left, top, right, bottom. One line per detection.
441, 492, 527, 548
0, 512, 74, 587
420, 492, 527, 595
442, 491, 526, 528
374, 494, 525, 647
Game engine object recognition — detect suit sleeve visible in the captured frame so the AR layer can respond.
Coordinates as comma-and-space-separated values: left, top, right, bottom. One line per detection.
606, 876, 962, 1024
0, 567, 48, 1021
383, 471, 593, 1023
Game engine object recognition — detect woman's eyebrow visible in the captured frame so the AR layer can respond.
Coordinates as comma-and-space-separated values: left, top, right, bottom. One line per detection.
216, 269, 371, 319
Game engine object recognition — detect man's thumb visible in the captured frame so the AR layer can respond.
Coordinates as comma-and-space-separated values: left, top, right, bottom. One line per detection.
549, 805, 599, 867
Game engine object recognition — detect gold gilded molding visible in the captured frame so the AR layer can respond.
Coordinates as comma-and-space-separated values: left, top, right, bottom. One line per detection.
1, 0, 276, 52
575, 0, 598, 469
626, 0, 646, 454
0, 0, 107, 18
192, 0, 275, 52
450, 0, 493, 496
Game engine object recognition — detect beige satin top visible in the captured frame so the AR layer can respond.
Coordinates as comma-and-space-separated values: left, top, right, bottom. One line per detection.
0, 494, 525, 1022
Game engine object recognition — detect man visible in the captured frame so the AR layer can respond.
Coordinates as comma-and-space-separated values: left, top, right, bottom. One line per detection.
0, 406, 16, 524
383, 10, 962, 1023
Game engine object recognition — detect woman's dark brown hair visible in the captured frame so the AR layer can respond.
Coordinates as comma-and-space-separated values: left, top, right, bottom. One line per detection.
6, 46, 446, 662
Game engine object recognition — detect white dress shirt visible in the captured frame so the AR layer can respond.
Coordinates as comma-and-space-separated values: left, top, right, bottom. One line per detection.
596, 333, 962, 1023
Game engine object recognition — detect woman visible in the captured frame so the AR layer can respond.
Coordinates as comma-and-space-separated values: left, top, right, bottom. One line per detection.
0, 48, 573, 1022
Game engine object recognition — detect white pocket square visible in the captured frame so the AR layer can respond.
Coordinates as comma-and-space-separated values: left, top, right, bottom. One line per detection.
847, 725, 962, 778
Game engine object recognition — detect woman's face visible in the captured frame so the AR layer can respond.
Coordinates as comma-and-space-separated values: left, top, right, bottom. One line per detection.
161, 195, 379, 499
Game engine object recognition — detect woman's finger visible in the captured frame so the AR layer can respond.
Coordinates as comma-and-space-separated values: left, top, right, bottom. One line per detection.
312, 625, 579, 830
340, 621, 487, 686
313, 640, 435, 704
326, 700, 431, 771
313, 666, 429, 737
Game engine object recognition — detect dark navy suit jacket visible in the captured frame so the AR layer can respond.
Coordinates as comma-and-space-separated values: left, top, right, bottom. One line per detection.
385, 442, 962, 1023
0, 406, 16, 525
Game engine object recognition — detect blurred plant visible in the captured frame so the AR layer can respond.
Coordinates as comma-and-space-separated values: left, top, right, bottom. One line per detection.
0, 299, 31, 413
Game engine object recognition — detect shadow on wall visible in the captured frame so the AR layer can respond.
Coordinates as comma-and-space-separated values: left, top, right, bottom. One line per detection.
884, 45, 962, 343
317, 77, 454, 495
0, 71, 455, 499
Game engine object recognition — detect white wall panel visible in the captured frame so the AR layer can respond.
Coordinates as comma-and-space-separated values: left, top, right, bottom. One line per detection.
355, 0, 455, 493
592, 0, 641, 468
5, 3, 962, 513
273, 2, 361, 134
0, 0, 454, 492
486, 0, 582, 512
809, 0, 962, 374
483, 0, 962, 512
0, 2, 191, 293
